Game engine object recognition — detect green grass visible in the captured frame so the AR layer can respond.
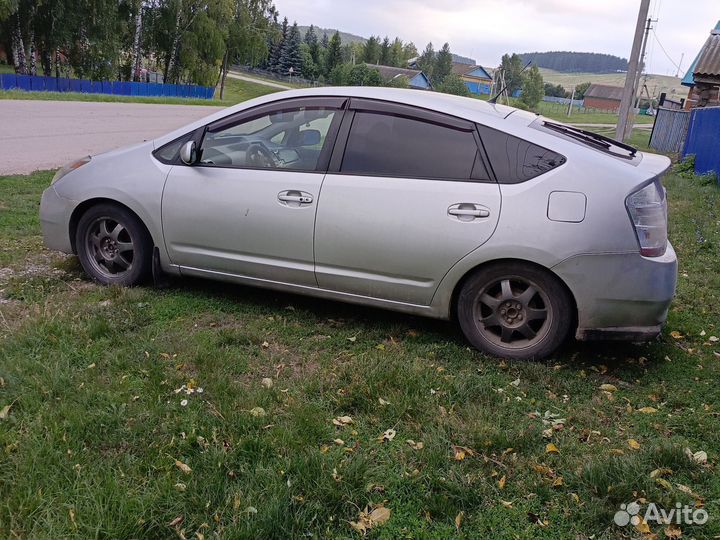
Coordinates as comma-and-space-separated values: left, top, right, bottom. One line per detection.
475, 93, 654, 125
1, 167, 719, 539
0, 64, 14, 74
537, 100, 655, 125
0, 77, 281, 107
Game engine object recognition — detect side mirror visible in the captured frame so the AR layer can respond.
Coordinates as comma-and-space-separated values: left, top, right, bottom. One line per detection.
299, 129, 321, 146
179, 140, 197, 165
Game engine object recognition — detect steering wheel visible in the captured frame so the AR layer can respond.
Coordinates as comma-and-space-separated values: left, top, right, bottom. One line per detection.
246, 142, 276, 168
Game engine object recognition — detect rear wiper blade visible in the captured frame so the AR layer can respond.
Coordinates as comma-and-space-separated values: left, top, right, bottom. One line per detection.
544, 122, 612, 151
543, 121, 638, 157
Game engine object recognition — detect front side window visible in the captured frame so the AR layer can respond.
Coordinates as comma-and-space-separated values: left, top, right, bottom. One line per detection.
477, 124, 565, 184
200, 106, 339, 172
340, 111, 484, 180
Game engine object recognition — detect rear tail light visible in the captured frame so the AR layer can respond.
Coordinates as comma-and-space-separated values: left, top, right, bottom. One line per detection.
625, 178, 668, 257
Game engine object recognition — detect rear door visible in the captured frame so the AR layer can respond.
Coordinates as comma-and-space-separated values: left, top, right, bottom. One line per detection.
314, 99, 502, 305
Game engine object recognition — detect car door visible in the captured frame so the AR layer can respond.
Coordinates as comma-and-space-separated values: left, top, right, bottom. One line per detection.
161, 97, 345, 287
314, 99, 502, 305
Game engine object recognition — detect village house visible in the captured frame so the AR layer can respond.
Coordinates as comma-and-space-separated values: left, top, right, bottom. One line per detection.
681, 20, 720, 108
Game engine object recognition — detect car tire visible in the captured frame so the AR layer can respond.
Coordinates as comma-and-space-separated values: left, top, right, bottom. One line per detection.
457, 262, 573, 360
75, 203, 152, 286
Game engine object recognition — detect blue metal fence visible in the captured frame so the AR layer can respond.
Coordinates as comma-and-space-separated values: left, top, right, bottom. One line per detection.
683, 106, 720, 177
464, 81, 491, 95
0, 73, 215, 99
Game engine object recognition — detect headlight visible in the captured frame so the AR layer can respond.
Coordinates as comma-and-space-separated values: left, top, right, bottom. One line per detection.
52, 156, 91, 184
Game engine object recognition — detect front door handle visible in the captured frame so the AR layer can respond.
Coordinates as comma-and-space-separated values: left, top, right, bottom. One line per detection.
448, 203, 490, 221
278, 190, 313, 207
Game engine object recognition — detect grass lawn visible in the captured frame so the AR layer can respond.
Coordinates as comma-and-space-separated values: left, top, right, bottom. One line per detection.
0, 165, 718, 539
0, 77, 281, 107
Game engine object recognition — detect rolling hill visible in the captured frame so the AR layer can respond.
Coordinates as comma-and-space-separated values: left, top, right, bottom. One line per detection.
539, 68, 687, 98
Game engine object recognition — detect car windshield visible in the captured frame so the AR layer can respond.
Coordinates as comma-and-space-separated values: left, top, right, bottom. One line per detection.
539, 120, 638, 160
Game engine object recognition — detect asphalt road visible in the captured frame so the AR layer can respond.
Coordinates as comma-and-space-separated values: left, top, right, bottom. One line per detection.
0, 100, 223, 175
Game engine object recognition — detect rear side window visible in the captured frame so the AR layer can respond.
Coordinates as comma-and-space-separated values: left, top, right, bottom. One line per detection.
477, 125, 565, 184
341, 112, 485, 180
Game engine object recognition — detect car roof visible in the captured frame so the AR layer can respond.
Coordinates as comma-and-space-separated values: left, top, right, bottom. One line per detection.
153, 87, 541, 148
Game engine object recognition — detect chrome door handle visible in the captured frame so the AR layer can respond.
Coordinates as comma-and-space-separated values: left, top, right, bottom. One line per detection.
448, 208, 489, 218
448, 203, 490, 221
278, 190, 313, 206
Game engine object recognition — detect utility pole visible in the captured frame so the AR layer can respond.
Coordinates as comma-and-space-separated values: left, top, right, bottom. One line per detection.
633, 17, 657, 111
676, 52, 685, 78
616, 0, 651, 141
567, 86, 576, 117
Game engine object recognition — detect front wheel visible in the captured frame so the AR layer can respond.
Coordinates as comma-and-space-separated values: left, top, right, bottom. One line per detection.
75, 203, 152, 286
457, 262, 573, 360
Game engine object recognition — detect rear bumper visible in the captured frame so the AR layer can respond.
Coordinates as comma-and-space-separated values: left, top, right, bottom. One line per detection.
40, 186, 76, 254
552, 244, 678, 342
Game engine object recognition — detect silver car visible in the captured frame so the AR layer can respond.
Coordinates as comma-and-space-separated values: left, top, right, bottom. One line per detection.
40, 87, 677, 359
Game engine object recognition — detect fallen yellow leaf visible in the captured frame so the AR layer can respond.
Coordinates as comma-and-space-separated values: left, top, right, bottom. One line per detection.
0, 403, 11, 420
452, 445, 474, 461
368, 505, 390, 525
634, 518, 651, 534
655, 477, 673, 490
545, 443, 559, 454
600, 384, 617, 393
628, 438, 641, 450
664, 524, 682, 539
174, 459, 192, 474
454, 510, 464, 530
637, 406, 658, 414
332, 415, 353, 426
498, 475, 506, 489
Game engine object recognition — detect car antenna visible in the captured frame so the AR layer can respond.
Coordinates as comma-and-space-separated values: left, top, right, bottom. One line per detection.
489, 60, 532, 104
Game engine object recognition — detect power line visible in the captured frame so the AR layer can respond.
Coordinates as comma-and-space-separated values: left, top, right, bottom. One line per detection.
651, 29, 682, 72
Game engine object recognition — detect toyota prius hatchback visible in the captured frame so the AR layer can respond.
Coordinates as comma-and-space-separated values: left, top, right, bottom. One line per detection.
40, 87, 677, 359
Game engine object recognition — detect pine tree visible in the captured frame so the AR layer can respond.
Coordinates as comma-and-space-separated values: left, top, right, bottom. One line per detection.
278, 22, 302, 76
433, 43, 452, 84
417, 42, 435, 80
269, 17, 288, 72
389, 37, 403, 67
304, 23, 320, 65
434, 42, 453, 84
379, 36, 390, 66
304, 24, 316, 46
362, 35, 380, 64
324, 30, 342, 77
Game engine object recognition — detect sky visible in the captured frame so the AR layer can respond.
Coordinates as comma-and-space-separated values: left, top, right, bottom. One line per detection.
272, 0, 720, 77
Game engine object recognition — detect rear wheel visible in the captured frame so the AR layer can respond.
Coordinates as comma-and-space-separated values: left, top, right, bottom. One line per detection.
457, 262, 573, 360
75, 204, 152, 286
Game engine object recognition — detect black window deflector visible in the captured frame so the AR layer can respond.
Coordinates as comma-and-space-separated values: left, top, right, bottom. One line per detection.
543, 120, 637, 158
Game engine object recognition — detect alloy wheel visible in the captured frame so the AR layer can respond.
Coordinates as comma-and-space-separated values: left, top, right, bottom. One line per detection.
472, 276, 553, 350
85, 216, 135, 279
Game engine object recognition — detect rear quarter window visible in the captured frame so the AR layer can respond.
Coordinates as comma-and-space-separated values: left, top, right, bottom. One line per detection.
477, 124, 565, 184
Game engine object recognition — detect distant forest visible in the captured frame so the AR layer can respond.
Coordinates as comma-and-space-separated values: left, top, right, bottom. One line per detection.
518, 51, 628, 73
